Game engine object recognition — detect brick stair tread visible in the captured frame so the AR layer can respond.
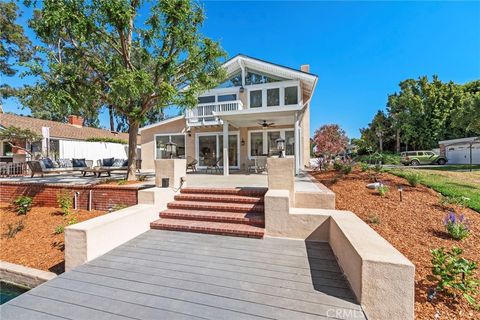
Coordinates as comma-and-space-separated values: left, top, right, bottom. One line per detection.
174, 193, 264, 204
180, 187, 267, 197
160, 209, 265, 226
150, 218, 264, 238
167, 200, 264, 213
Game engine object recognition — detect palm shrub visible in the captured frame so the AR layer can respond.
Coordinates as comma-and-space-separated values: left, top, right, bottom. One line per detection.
359, 162, 370, 172
430, 247, 479, 307
444, 212, 470, 240
341, 163, 353, 175
405, 172, 421, 187
12, 196, 32, 215
333, 161, 343, 171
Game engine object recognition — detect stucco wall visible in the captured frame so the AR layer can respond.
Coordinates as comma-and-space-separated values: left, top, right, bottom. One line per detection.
140, 118, 187, 170
301, 104, 311, 168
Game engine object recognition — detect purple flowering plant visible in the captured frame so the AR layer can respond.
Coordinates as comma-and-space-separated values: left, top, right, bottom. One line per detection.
444, 211, 470, 240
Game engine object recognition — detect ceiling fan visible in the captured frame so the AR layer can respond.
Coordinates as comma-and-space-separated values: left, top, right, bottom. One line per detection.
258, 120, 275, 128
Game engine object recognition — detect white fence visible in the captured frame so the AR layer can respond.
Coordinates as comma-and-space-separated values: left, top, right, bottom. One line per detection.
59, 140, 128, 164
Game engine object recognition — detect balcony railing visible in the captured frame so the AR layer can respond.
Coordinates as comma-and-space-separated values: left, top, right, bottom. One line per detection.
186, 100, 243, 126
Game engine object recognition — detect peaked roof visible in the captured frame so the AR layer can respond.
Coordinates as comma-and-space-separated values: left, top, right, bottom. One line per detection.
0, 113, 131, 142
222, 54, 318, 100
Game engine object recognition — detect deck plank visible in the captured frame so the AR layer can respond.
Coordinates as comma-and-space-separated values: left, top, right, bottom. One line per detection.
1, 230, 366, 320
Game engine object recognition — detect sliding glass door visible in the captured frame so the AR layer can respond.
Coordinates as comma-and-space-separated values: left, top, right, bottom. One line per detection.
197, 133, 239, 168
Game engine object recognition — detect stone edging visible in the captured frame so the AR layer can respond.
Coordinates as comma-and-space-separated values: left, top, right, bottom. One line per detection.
0, 260, 57, 289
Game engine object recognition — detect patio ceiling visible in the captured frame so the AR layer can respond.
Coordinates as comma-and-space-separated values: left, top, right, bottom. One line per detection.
214, 105, 301, 128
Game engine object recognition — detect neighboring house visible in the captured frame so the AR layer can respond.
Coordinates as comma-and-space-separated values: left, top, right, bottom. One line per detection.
0, 113, 135, 164
438, 137, 480, 165
140, 54, 318, 175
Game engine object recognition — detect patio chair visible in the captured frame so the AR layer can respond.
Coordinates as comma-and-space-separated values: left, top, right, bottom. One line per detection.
248, 156, 268, 173
186, 156, 198, 172
205, 157, 222, 174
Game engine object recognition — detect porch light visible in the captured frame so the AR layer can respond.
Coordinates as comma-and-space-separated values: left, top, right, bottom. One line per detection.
165, 141, 177, 159
241, 138, 245, 146
276, 138, 285, 158
239, 86, 245, 93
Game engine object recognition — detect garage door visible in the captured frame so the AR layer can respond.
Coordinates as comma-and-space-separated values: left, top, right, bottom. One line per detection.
446, 145, 480, 164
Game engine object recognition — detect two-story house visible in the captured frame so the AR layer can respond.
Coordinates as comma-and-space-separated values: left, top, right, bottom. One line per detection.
140, 54, 318, 175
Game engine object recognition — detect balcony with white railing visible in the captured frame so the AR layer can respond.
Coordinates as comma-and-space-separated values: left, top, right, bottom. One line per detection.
185, 100, 243, 126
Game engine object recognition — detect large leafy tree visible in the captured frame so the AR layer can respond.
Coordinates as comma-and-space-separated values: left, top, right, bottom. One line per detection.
0, 1, 31, 77
22, 0, 226, 179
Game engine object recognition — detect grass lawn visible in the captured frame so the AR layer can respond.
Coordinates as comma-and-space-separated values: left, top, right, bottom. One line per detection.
389, 168, 480, 212
417, 164, 480, 171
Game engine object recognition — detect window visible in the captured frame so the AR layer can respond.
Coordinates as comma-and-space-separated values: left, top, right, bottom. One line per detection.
198, 96, 215, 104
284, 86, 298, 105
218, 94, 237, 102
250, 132, 263, 156
267, 131, 281, 156
217, 72, 242, 88
267, 88, 279, 107
250, 90, 262, 108
407, 152, 416, 156
285, 131, 294, 156
2, 142, 12, 156
155, 135, 185, 159
245, 71, 282, 85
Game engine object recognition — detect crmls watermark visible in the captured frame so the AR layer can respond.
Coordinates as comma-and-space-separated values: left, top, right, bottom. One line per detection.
326, 308, 365, 319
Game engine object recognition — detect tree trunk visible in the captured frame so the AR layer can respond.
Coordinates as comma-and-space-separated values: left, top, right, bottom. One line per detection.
379, 137, 383, 152
126, 120, 139, 181
396, 129, 401, 153
109, 105, 115, 132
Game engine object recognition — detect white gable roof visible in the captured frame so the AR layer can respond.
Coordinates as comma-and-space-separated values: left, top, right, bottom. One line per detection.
223, 54, 318, 99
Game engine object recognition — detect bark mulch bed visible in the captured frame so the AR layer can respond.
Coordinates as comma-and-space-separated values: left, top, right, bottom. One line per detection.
311, 169, 480, 320
0, 203, 105, 274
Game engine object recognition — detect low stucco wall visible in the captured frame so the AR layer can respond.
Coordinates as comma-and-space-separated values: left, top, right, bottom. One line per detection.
264, 189, 415, 320
65, 187, 177, 271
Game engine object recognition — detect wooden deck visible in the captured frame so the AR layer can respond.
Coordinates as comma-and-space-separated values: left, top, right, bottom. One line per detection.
1, 230, 366, 320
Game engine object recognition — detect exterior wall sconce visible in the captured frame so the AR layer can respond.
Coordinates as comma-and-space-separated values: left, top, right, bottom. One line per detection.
241, 138, 245, 146
276, 138, 285, 158
239, 86, 245, 93
187, 128, 192, 137
165, 141, 177, 159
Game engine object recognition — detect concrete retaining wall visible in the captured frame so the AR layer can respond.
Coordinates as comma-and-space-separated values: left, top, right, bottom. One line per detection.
0, 260, 56, 289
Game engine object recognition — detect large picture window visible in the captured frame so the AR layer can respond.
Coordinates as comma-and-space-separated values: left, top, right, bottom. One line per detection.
249, 129, 295, 158
267, 88, 279, 107
155, 134, 185, 159
250, 132, 264, 156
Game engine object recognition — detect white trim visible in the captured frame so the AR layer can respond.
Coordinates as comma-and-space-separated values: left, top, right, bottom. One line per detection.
195, 131, 240, 169
214, 104, 302, 117
439, 136, 480, 145
247, 128, 295, 159
153, 133, 186, 160
139, 115, 184, 133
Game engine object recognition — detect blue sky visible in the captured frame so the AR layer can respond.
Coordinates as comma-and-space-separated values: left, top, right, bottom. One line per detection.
3, 1, 480, 138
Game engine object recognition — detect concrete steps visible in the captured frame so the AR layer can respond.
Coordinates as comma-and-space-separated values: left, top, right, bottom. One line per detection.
151, 188, 267, 238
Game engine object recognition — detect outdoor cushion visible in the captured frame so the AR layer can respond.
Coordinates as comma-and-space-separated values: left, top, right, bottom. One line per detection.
58, 159, 72, 168
41, 158, 55, 169
72, 158, 87, 168
112, 159, 125, 167
102, 158, 115, 167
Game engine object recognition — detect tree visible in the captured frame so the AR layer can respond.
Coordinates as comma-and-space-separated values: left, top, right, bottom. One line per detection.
21, 0, 226, 179
0, 126, 41, 156
313, 124, 349, 158
0, 1, 32, 77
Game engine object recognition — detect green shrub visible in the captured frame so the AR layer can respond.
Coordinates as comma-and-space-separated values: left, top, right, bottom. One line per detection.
117, 179, 128, 185
110, 204, 129, 212
377, 185, 389, 197
12, 196, 32, 215
359, 162, 370, 172
405, 172, 421, 187
6, 220, 25, 238
341, 164, 353, 175
54, 225, 64, 234
431, 247, 479, 307
443, 212, 470, 240
56, 190, 73, 216
333, 161, 343, 171
440, 195, 470, 208
85, 137, 128, 144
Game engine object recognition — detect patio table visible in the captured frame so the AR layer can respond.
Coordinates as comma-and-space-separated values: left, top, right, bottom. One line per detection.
81, 168, 112, 178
